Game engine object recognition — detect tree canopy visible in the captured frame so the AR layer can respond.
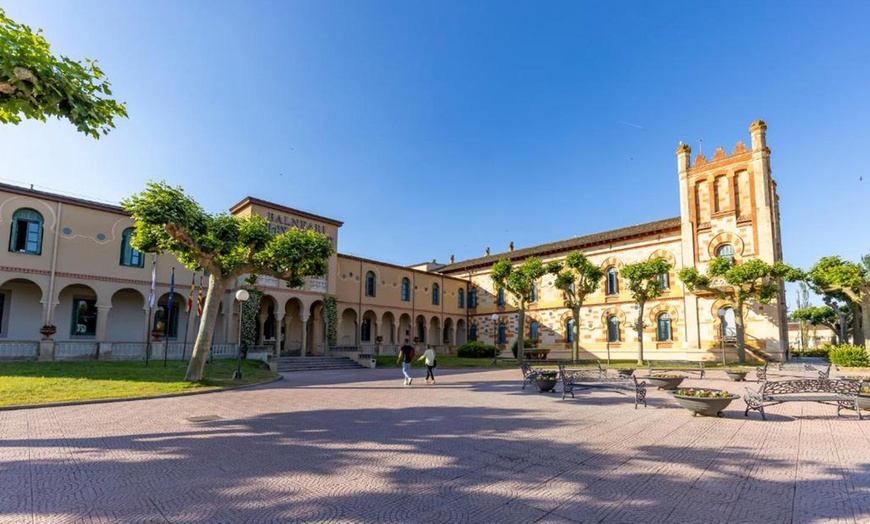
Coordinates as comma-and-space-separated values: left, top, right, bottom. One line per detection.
620, 258, 672, 364
0, 7, 127, 137
123, 181, 333, 381
547, 252, 604, 361
806, 255, 869, 353
490, 257, 547, 365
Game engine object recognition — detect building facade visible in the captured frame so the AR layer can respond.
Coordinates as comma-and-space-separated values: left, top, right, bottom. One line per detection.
0, 121, 787, 362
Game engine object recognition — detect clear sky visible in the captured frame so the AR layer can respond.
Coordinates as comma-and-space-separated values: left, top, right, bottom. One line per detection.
2, 1, 869, 290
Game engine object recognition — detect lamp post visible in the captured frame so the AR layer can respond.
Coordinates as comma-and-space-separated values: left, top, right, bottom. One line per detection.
234, 289, 250, 380
491, 313, 499, 365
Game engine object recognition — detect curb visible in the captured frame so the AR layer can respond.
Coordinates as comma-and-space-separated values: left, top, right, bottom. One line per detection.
0, 374, 284, 412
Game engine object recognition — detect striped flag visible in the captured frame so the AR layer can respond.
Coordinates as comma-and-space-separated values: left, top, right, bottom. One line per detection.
147, 260, 156, 309
196, 277, 204, 317
186, 273, 195, 313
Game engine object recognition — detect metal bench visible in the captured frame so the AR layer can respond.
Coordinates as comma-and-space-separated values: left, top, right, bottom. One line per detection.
756, 361, 830, 381
744, 379, 861, 420
521, 363, 543, 390
647, 360, 705, 380
557, 362, 647, 409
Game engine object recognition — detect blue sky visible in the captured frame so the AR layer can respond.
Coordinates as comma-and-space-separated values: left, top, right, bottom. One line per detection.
2, 1, 869, 292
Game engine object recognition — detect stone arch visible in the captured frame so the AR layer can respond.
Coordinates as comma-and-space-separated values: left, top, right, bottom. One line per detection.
428, 316, 441, 345
339, 307, 358, 346
380, 311, 396, 344
443, 317, 454, 345
0, 277, 46, 339
397, 313, 412, 343
283, 297, 305, 354
707, 232, 745, 261
361, 309, 378, 344
307, 300, 325, 355
599, 256, 624, 295
415, 314, 427, 344
456, 318, 467, 345
108, 288, 146, 342
647, 302, 680, 343
56, 283, 99, 341
257, 294, 281, 345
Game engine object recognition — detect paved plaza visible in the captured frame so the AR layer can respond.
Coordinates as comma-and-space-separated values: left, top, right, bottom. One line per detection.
1, 367, 869, 523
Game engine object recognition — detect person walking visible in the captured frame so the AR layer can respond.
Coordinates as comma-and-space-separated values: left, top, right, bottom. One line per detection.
397, 339, 415, 385
418, 344, 437, 384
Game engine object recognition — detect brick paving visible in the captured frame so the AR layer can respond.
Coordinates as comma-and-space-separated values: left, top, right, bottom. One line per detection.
1, 367, 869, 523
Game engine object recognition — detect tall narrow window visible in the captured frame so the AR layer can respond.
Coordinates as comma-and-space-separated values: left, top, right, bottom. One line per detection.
9, 208, 43, 255
606, 267, 619, 295
530, 321, 539, 341
0, 292, 5, 336
401, 278, 410, 301
120, 227, 145, 267
458, 289, 465, 309
657, 313, 672, 341
71, 298, 97, 336
607, 315, 619, 343
497, 322, 506, 344
497, 288, 505, 307
566, 318, 575, 343
361, 318, 371, 342
365, 271, 376, 297
469, 288, 477, 308
469, 324, 478, 341
658, 272, 670, 290
530, 280, 538, 303
716, 244, 735, 264
432, 283, 440, 305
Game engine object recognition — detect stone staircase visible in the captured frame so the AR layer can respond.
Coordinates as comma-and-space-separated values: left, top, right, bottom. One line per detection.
276, 356, 366, 372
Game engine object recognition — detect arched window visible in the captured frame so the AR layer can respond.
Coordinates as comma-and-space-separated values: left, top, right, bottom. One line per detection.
9, 208, 43, 255
120, 227, 144, 267
361, 318, 371, 342
458, 289, 465, 309
658, 272, 670, 290
365, 271, 376, 297
401, 278, 410, 301
497, 322, 506, 344
606, 315, 620, 343
530, 280, 538, 303
469, 324, 478, 341
718, 307, 736, 338
530, 321, 539, 341
566, 319, 575, 343
716, 244, 735, 264
469, 288, 477, 308
432, 283, 440, 305
606, 267, 619, 295
657, 313, 672, 341
497, 288, 505, 307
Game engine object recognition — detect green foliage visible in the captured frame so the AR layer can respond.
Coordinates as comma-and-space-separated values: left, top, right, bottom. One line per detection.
807, 256, 867, 302
323, 296, 338, 348
547, 252, 604, 309
620, 258, 672, 307
491, 257, 547, 305
239, 288, 263, 355
511, 338, 536, 358
791, 346, 831, 359
680, 257, 800, 305
829, 344, 870, 367
0, 8, 127, 137
456, 341, 499, 358
790, 306, 836, 326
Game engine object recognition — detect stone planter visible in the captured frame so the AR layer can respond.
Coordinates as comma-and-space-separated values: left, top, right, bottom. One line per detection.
725, 371, 748, 382
617, 369, 635, 378
671, 389, 740, 417
858, 394, 870, 412
39, 326, 57, 340
151, 331, 164, 341
535, 376, 558, 393
647, 375, 685, 390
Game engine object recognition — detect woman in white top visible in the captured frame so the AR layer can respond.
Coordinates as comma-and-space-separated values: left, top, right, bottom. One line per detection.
418, 345, 437, 384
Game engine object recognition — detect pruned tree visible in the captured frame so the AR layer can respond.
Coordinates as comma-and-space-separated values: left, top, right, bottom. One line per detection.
790, 306, 840, 346
123, 181, 333, 381
620, 258, 672, 364
680, 257, 800, 363
806, 255, 870, 355
0, 8, 127, 138
547, 252, 604, 362
490, 257, 547, 365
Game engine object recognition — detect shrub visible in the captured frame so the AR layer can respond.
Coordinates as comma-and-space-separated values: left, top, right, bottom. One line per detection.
829, 344, 870, 368
456, 341, 499, 358
792, 344, 832, 359
511, 338, 537, 358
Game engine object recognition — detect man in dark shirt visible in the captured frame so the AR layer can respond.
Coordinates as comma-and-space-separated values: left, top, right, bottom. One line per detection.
397, 338, 414, 385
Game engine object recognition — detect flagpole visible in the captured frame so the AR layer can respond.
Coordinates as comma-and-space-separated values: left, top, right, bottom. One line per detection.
145, 256, 157, 368
164, 268, 176, 367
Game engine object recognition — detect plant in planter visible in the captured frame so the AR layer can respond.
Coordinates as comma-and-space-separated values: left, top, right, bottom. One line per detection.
859, 386, 870, 412
671, 388, 740, 417
725, 368, 749, 381
646, 373, 685, 390
39, 324, 57, 339
535, 371, 559, 393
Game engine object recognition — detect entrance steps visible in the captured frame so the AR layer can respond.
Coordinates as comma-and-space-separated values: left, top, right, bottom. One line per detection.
276, 356, 365, 372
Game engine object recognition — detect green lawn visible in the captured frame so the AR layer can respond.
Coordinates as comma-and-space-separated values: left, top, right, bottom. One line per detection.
0, 360, 278, 408
376, 356, 761, 370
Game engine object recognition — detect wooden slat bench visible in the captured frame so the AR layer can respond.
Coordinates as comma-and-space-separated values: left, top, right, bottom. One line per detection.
756, 361, 830, 381
647, 360, 705, 380
557, 362, 647, 409
744, 379, 861, 420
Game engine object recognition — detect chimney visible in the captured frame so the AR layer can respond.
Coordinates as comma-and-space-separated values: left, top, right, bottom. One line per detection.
450, 255, 455, 264
509, 241, 514, 252
485, 247, 490, 256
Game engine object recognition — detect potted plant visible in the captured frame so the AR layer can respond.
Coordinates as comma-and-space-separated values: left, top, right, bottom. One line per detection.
646, 373, 685, 390
39, 324, 57, 339
671, 388, 740, 417
845, 377, 870, 411
725, 368, 749, 381
535, 371, 559, 393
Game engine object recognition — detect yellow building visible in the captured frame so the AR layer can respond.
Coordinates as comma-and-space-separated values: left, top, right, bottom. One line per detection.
0, 120, 787, 362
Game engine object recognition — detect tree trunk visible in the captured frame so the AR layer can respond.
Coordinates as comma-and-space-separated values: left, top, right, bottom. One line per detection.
184, 274, 229, 381
517, 304, 525, 366
636, 302, 645, 365
735, 301, 746, 364
572, 307, 581, 362
852, 301, 862, 347
862, 292, 870, 355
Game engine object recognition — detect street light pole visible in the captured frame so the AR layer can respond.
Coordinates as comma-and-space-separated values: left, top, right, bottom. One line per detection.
491, 313, 499, 366
234, 289, 250, 380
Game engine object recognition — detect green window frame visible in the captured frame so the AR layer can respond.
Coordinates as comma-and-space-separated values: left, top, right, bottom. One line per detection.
71, 297, 97, 337
9, 208, 43, 255
120, 227, 145, 267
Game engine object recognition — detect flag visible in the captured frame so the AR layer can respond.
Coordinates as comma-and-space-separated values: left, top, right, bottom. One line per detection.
196, 277, 204, 317
166, 267, 175, 314
186, 273, 195, 313
147, 260, 156, 309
